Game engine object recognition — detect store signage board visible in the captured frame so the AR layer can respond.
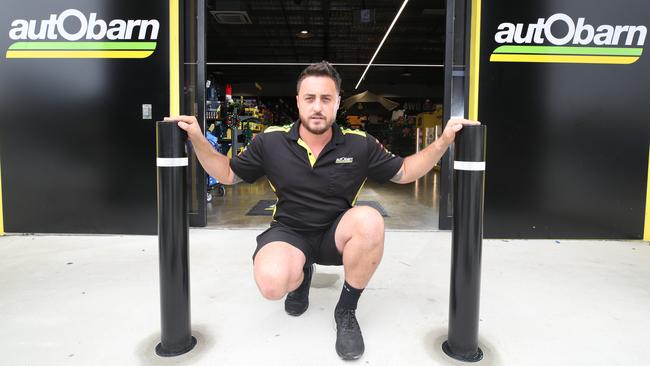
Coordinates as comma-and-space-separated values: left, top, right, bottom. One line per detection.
489, 13, 646, 64
5, 9, 160, 58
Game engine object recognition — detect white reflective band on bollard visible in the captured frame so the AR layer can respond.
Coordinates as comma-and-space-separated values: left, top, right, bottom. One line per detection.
157, 157, 189, 167
454, 161, 486, 171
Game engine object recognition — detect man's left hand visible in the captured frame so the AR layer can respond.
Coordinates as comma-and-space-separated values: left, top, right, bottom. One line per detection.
440, 118, 481, 145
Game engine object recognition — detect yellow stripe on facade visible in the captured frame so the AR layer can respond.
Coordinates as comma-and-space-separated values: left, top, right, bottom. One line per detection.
5, 50, 154, 58
468, 0, 482, 120
489, 54, 640, 65
170, 0, 180, 116
643, 149, 650, 241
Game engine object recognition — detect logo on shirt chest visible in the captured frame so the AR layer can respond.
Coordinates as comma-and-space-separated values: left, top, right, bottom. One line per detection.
335, 157, 354, 164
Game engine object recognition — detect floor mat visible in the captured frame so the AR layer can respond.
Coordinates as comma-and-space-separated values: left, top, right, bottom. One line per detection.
246, 200, 389, 217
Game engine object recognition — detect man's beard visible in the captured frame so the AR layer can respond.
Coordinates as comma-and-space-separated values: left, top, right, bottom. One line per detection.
303, 116, 333, 135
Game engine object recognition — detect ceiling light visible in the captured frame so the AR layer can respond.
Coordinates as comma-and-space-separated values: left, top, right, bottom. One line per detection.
355, 0, 410, 89
296, 30, 312, 39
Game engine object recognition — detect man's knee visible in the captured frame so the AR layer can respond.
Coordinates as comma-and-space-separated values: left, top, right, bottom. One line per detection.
254, 265, 290, 300
253, 242, 306, 300
348, 206, 385, 244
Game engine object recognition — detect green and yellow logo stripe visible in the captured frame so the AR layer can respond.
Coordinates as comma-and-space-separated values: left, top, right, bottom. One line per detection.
6, 41, 156, 59
490, 45, 643, 64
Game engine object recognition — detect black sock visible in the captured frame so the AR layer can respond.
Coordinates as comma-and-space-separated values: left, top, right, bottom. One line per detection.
336, 281, 364, 311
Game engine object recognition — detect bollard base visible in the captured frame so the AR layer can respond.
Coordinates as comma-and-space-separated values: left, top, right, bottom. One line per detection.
442, 341, 483, 362
155, 336, 197, 357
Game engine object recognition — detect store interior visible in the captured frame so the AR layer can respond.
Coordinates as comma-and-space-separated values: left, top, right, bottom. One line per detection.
201, 0, 446, 230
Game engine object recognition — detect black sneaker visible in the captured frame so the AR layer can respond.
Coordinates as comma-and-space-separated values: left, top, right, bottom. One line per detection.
334, 307, 365, 360
284, 264, 313, 316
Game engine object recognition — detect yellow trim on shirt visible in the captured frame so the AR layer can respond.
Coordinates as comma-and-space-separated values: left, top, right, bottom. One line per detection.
268, 180, 278, 220
296, 138, 317, 167
264, 124, 293, 133
351, 178, 368, 206
341, 128, 367, 137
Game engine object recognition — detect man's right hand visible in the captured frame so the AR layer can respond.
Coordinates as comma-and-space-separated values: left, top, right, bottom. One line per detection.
164, 115, 203, 142
164, 115, 240, 184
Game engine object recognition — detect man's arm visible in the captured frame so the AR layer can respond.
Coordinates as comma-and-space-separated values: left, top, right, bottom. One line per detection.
165, 115, 242, 185
390, 118, 480, 184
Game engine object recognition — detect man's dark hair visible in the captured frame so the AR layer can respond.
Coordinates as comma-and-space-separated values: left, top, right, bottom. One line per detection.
296, 61, 342, 95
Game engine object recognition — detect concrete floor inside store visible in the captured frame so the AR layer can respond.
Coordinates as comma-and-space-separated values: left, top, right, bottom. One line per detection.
1, 231, 648, 366
207, 170, 440, 230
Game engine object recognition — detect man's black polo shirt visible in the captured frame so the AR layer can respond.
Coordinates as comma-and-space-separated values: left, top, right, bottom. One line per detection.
229, 121, 404, 231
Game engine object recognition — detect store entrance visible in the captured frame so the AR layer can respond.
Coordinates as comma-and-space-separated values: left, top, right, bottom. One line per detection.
196, 0, 447, 230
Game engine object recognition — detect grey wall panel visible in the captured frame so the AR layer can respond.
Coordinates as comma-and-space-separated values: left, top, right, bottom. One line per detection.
0, 1, 170, 234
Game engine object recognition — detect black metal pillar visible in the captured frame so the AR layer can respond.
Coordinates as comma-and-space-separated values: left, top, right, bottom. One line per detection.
443, 125, 486, 362
155, 121, 197, 357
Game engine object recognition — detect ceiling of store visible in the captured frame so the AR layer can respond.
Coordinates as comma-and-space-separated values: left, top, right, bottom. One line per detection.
205, 0, 446, 97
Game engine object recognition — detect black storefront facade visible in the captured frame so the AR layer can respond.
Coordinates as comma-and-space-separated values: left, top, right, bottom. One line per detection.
0, 0, 648, 240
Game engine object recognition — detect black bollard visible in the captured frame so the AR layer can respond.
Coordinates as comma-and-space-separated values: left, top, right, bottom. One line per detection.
155, 121, 197, 357
443, 125, 486, 362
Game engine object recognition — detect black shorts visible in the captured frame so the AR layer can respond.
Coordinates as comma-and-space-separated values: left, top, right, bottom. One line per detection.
254, 210, 347, 266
